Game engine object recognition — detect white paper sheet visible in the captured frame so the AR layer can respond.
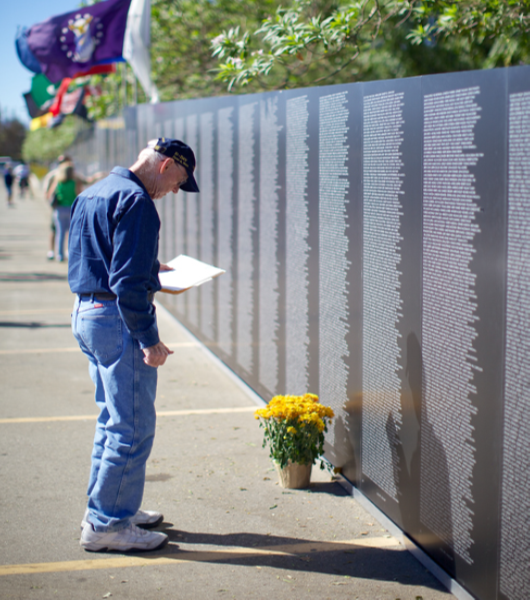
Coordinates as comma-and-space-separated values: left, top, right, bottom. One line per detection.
159, 254, 225, 293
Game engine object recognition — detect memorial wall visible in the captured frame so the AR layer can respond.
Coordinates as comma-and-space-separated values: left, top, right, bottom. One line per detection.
71, 64, 530, 600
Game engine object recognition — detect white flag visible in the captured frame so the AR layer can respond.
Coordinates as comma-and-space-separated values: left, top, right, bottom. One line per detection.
123, 0, 160, 103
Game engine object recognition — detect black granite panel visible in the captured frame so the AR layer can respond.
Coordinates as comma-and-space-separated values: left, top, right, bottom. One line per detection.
498, 66, 530, 601
418, 68, 507, 599
357, 76, 423, 534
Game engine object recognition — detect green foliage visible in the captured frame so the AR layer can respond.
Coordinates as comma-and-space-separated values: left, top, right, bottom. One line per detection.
211, 0, 530, 91
85, 67, 147, 122
212, 0, 380, 90
258, 417, 327, 469
81, 0, 530, 118
22, 116, 91, 165
151, 0, 283, 101
0, 112, 26, 161
408, 0, 530, 68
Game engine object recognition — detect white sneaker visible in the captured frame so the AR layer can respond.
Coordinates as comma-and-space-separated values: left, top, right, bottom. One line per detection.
81, 508, 163, 530
80, 521, 168, 552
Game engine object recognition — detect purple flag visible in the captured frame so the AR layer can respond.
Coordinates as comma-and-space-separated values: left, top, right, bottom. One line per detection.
26, 0, 132, 83
15, 27, 42, 74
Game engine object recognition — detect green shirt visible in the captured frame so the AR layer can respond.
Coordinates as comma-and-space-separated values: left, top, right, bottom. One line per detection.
55, 180, 77, 207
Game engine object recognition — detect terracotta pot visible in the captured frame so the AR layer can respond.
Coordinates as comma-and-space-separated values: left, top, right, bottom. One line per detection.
275, 461, 312, 489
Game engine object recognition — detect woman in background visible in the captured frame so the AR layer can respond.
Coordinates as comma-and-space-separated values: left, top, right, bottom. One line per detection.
47, 163, 79, 262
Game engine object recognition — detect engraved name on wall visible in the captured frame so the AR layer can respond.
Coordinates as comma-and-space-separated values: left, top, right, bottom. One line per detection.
421, 87, 482, 565
217, 107, 235, 357
258, 97, 281, 394
499, 90, 530, 600
199, 112, 215, 340
319, 91, 350, 443
236, 102, 257, 374
361, 90, 405, 501
174, 117, 186, 315
186, 114, 199, 327
285, 95, 311, 394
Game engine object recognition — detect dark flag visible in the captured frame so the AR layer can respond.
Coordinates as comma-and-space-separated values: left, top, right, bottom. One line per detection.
25, 0, 132, 83
30, 74, 58, 110
23, 92, 46, 119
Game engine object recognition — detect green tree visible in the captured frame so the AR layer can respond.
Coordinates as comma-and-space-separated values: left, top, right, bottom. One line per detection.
151, 0, 284, 100
22, 115, 91, 165
0, 111, 26, 161
211, 0, 530, 91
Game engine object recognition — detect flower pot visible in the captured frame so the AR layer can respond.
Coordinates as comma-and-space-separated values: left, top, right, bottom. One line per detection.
275, 461, 312, 489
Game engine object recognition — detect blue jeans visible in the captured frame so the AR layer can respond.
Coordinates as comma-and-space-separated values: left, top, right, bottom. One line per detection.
71, 295, 158, 532
54, 207, 71, 261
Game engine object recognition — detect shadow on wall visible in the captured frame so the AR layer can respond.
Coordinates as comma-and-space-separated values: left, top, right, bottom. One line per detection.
388, 332, 455, 575
323, 332, 456, 577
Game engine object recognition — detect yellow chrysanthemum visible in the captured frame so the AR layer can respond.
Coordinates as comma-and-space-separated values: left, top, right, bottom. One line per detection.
255, 393, 333, 428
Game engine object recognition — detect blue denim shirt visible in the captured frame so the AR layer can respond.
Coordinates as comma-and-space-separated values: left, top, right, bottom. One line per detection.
68, 167, 161, 349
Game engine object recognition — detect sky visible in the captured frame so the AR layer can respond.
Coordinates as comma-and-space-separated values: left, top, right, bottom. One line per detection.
1, 0, 84, 125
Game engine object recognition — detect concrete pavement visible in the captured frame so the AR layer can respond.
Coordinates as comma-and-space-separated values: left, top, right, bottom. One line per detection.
0, 183, 456, 600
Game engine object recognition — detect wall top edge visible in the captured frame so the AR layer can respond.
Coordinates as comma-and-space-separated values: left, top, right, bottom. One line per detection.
124, 63, 529, 116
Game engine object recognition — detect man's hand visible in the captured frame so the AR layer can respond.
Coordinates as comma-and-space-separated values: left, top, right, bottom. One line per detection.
159, 263, 174, 272
142, 341, 174, 367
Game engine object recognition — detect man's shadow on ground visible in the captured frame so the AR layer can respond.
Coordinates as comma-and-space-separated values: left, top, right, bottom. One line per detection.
0, 321, 70, 328
128, 525, 448, 593
0, 271, 67, 282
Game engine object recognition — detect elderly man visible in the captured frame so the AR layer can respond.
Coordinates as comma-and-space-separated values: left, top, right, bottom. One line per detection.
69, 138, 199, 552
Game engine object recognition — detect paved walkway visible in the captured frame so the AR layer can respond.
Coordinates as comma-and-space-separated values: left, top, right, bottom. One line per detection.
0, 184, 456, 600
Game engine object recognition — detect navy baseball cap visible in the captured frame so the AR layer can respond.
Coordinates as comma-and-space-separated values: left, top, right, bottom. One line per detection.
148, 137, 200, 193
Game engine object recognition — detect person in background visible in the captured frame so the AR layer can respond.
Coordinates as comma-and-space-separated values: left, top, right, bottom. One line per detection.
45, 155, 89, 261
47, 162, 80, 262
44, 156, 68, 260
14, 162, 30, 199
4, 166, 14, 207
